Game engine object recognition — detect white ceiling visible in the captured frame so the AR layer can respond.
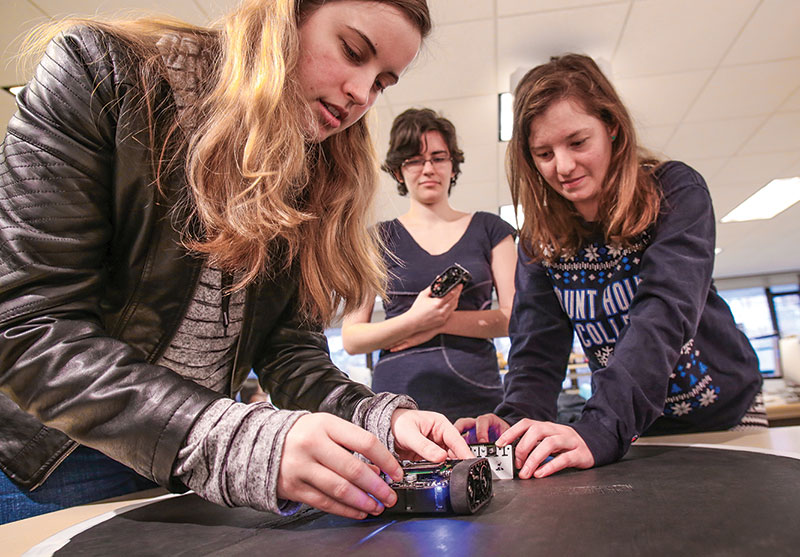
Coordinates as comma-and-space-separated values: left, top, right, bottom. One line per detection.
3, 0, 799, 280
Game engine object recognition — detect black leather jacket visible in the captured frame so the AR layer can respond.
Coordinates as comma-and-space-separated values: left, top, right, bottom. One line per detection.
0, 26, 372, 491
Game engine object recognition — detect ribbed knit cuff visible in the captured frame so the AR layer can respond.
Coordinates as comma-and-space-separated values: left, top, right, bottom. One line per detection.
352, 392, 418, 456
173, 398, 307, 515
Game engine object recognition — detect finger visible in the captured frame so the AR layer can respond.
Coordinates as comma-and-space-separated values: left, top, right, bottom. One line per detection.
532, 451, 571, 479
496, 418, 535, 446
325, 420, 403, 482
293, 469, 381, 519
388, 338, 411, 352
503, 423, 551, 473
442, 284, 461, 300
311, 442, 399, 509
488, 419, 510, 443
513, 423, 549, 457
439, 423, 474, 459
412, 436, 449, 462
475, 415, 495, 443
440, 286, 462, 308
445, 291, 460, 305
534, 429, 594, 477
445, 292, 460, 310
461, 426, 478, 444
519, 434, 564, 479
395, 428, 448, 463
453, 417, 475, 433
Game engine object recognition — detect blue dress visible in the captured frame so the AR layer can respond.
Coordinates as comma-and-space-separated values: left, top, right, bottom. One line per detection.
372, 212, 516, 421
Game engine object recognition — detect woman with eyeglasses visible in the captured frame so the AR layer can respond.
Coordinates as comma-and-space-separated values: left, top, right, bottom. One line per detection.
342, 108, 517, 422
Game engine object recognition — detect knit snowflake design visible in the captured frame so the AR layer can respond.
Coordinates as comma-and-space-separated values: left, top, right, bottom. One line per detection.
663, 341, 719, 419
671, 401, 692, 416
607, 243, 623, 258
583, 245, 600, 262
594, 345, 615, 367
563, 248, 578, 262
698, 388, 718, 407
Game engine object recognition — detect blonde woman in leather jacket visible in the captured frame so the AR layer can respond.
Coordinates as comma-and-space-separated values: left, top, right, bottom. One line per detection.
0, 0, 472, 523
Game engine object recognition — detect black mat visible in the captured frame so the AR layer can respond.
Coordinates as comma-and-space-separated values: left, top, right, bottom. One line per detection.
53, 446, 800, 556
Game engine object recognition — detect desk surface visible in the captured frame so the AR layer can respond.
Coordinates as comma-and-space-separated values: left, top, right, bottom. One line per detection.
3, 426, 800, 557
764, 377, 800, 419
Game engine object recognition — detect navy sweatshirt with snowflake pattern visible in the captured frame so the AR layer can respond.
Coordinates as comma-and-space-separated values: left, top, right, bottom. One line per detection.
496, 161, 762, 466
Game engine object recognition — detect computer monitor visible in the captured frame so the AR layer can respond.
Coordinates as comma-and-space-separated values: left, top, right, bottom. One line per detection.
779, 336, 800, 388
749, 334, 780, 378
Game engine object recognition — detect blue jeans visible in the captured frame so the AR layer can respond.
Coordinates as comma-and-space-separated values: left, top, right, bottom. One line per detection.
0, 445, 158, 524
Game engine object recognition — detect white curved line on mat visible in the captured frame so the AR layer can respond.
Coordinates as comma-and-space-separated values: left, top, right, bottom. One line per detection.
23, 492, 184, 557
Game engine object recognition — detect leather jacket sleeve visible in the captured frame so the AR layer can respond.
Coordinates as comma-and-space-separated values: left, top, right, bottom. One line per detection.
257, 308, 375, 417
0, 27, 222, 488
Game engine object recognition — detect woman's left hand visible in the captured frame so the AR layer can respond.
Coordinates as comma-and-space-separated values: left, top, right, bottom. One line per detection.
496, 419, 595, 479
391, 409, 475, 461
387, 326, 441, 352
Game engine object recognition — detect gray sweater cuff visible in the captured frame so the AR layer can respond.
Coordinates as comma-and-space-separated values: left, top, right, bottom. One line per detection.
173, 398, 307, 515
351, 392, 418, 456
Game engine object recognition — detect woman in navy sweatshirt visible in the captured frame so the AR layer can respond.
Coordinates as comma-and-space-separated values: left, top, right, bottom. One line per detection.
456, 54, 766, 479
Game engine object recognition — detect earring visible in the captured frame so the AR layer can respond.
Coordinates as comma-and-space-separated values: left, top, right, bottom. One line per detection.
449, 176, 456, 187
611, 135, 616, 141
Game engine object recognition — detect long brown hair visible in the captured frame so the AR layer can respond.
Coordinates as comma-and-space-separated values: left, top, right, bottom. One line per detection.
21, 0, 431, 325
507, 54, 661, 262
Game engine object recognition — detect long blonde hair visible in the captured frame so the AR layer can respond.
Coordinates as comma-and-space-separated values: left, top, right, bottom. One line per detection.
507, 54, 661, 262
21, 0, 431, 325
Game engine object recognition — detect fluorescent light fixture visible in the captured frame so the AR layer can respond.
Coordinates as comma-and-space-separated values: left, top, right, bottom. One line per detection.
499, 204, 524, 230
2, 85, 24, 97
498, 92, 513, 142
721, 177, 800, 223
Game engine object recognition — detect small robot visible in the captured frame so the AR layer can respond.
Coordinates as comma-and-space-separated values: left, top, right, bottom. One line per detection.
430, 264, 472, 297
384, 458, 492, 514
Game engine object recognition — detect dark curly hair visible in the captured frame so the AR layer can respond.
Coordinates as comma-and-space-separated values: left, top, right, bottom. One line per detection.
382, 108, 465, 196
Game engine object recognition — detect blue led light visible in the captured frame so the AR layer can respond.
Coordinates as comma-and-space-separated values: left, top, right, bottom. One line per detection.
434, 485, 446, 510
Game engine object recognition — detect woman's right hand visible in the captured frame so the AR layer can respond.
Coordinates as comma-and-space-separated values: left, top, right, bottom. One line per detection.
277, 413, 404, 520
496, 419, 595, 479
405, 284, 462, 331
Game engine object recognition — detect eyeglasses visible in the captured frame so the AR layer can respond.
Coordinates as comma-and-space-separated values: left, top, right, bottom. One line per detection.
400, 155, 452, 173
